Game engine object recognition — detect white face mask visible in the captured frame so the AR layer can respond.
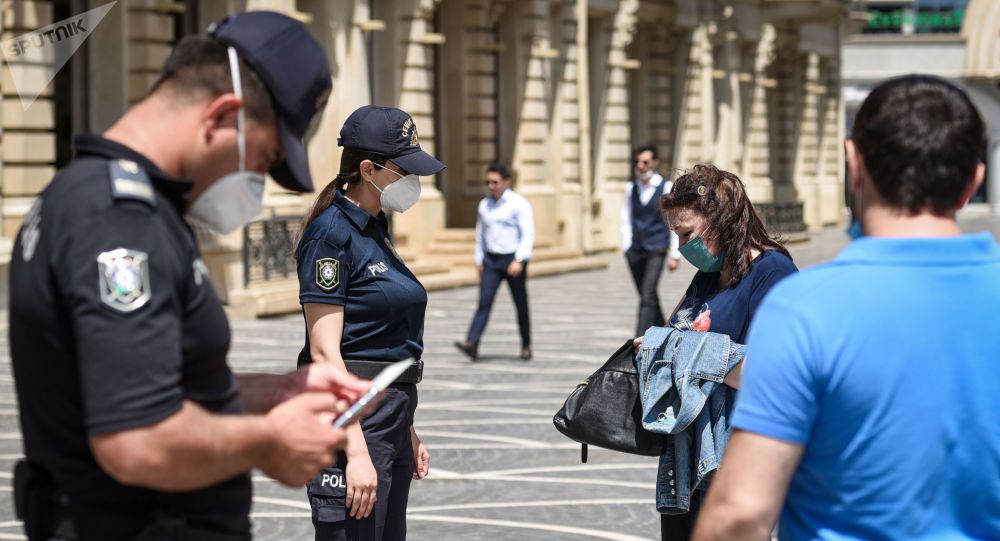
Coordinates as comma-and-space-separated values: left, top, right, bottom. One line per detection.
186, 47, 266, 234
370, 162, 421, 213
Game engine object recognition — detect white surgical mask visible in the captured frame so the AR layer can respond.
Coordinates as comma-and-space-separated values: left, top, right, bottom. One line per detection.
186, 47, 266, 234
370, 162, 421, 213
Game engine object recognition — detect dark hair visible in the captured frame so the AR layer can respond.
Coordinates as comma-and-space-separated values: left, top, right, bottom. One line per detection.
633, 144, 658, 160
148, 35, 276, 127
486, 161, 512, 180
293, 148, 387, 256
661, 164, 790, 288
852, 75, 984, 215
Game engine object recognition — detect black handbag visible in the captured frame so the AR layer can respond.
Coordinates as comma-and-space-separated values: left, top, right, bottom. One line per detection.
553, 339, 666, 462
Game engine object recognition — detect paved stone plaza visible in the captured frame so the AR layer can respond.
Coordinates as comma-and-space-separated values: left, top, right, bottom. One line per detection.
0, 211, 996, 540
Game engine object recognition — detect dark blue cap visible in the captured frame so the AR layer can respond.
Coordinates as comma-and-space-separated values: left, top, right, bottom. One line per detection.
338, 106, 446, 176
209, 11, 332, 193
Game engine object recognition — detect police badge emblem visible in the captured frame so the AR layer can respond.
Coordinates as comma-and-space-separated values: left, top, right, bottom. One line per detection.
97, 248, 151, 312
316, 258, 340, 291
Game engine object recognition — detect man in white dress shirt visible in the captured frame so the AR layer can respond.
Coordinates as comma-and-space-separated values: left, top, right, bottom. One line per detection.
454, 162, 535, 361
621, 144, 681, 336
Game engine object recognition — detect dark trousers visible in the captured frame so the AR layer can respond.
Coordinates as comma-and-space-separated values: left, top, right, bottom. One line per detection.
626, 248, 667, 336
660, 491, 703, 541
310, 384, 417, 541
466, 253, 531, 347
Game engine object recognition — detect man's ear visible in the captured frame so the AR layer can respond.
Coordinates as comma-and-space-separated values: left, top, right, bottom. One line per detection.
956, 162, 986, 210
844, 139, 865, 195
200, 93, 242, 144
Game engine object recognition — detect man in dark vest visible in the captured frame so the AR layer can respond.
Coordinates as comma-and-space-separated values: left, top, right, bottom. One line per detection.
620, 144, 680, 336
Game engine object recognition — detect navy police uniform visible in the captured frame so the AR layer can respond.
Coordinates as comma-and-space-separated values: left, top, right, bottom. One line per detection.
296, 105, 444, 541
296, 191, 427, 540
9, 134, 250, 541
8, 12, 334, 540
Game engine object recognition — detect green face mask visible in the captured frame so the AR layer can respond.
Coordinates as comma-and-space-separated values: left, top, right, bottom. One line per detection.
679, 236, 724, 273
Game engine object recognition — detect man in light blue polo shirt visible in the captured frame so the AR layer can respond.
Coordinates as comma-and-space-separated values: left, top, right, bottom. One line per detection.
693, 75, 1000, 541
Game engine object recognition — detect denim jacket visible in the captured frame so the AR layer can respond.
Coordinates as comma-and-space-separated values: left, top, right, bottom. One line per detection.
635, 326, 744, 514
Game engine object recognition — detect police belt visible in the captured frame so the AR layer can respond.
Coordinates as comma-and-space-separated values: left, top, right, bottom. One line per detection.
343, 359, 423, 384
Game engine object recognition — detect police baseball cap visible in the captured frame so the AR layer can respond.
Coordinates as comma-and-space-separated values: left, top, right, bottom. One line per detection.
209, 11, 332, 193
338, 106, 446, 176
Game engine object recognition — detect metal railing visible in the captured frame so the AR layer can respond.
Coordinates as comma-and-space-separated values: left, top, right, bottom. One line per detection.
242, 216, 301, 287
755, 202, 807, 235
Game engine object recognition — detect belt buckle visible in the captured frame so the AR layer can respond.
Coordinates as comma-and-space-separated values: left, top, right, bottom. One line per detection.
414, 360, 424, 384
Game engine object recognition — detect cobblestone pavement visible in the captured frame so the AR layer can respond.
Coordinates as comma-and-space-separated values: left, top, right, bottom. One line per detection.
0, 210, 997, 540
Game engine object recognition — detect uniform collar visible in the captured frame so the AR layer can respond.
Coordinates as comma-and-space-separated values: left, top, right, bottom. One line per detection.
836, 232, 1000, 265
334, 189, 387, 231
73, 133, 192, 213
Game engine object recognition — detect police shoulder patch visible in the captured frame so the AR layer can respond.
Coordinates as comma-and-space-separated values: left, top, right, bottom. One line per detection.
97, 248, 151, 312
108, 159, 155, 207
315, 258, 340, 291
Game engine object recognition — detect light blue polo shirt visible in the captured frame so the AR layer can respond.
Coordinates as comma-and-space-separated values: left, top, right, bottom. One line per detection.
734, 232, 1000, 541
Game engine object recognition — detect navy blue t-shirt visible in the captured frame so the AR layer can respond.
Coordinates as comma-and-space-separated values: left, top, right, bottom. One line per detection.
296, 191, 427, 363
670, 250, 798, 343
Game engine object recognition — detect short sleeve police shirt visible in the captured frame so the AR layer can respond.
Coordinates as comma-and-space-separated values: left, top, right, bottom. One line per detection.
296, 190, 427, 363
9, 134, 250, 539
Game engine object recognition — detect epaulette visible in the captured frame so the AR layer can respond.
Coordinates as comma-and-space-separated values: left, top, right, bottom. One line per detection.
108, 159, 155, 207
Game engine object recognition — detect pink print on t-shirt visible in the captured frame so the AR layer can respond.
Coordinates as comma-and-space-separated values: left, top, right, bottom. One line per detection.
692, 307, 712, 332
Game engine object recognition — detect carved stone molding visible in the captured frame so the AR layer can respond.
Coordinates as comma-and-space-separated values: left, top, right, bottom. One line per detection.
613, 0, 641, 49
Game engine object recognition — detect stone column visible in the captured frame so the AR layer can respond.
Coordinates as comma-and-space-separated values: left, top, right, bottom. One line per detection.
3, 0, 57, 237
988, 139, 1000, 215
591, 0, 639, 251
389, 0, 445, 253
741, 23, 777, 203
502, 0, 558, 247
549, 2, 584, 252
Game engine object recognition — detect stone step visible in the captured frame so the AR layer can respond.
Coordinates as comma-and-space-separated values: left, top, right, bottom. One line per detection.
416, 254, 610, 291
432, 228, 476, 243
226, 254, 611, 318
420, 246, 583, 266
407, 260, 451, 276
428, 237, 554, 251
429, 228, 553, 249
227, 279, 300, 319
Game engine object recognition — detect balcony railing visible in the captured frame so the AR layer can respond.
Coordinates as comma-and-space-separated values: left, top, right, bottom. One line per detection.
755, 202, 807, 235
242, 216, 301, 287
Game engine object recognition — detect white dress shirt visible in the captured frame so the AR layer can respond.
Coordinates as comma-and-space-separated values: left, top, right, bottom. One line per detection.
620, 172, 680, 258
475, 189, 535, 266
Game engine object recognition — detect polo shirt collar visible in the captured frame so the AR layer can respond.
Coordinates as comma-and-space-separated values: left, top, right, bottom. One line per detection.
73, 133, 192, 213
334, 189, 386, 231
837, 232, 1000, 265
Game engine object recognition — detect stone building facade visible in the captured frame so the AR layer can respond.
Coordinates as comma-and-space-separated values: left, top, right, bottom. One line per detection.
0, 0, 850, 318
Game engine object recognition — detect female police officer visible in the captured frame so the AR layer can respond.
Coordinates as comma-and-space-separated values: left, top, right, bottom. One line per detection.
295, 106, 444, 541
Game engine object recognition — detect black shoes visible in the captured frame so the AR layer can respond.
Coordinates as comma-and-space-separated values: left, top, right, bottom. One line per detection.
453, 341, 478, 361
455, 341, 531, 361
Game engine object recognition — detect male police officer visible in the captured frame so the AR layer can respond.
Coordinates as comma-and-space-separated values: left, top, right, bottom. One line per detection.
9, 12, 368, 541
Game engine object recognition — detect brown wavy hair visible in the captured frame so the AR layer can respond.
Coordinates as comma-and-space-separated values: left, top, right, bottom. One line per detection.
660, 164, 790, 288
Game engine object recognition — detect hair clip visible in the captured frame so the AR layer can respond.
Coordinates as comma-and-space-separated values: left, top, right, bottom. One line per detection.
696, 185, 707, 196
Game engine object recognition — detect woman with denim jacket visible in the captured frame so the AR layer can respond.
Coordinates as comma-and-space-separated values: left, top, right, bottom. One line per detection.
638, 164, 798, 540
